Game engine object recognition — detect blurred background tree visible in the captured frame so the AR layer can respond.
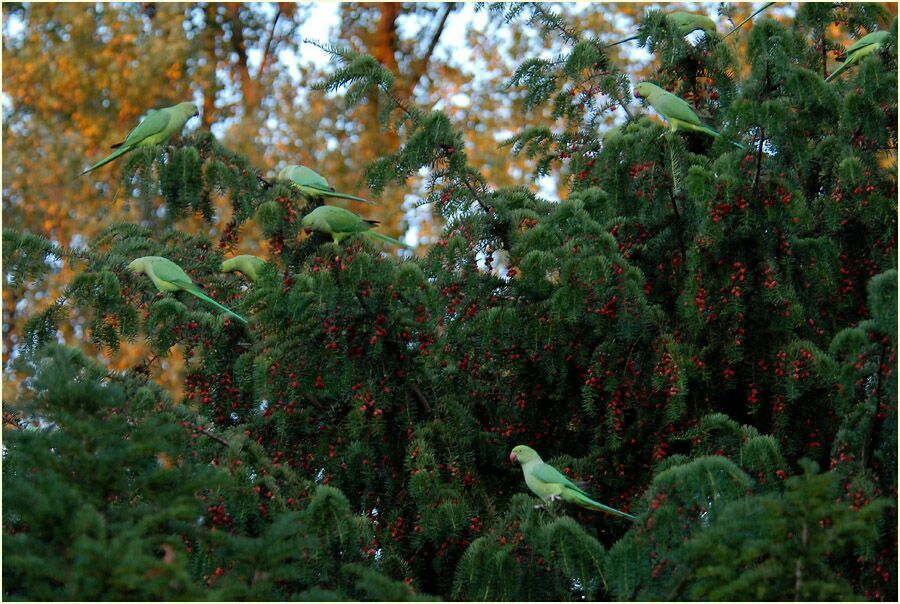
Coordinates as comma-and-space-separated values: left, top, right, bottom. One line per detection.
11, 2, 862, 389
0, 1, 548, 389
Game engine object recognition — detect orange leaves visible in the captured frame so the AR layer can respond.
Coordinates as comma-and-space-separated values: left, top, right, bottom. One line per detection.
71, 112, 104, 144
167, 63, 183, 82
156, 452, 175, 470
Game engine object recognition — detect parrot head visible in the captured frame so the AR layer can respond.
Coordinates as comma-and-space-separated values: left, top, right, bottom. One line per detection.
220, 258, 236, 273
300, 211, 317, 235
633, 82, 655, 99
278, 165, 299, 183
510, 445, 541, 465
174, 101, 200, 118
127, 257, 147, 274
301, 206, 329, 235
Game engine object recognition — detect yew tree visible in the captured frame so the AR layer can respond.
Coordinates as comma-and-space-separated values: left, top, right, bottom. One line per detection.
3, 3, 897, 601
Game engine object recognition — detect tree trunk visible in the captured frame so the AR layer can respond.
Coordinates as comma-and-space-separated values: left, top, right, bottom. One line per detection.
367, 4, 403, 235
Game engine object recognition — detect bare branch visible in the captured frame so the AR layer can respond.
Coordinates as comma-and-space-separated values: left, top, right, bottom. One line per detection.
530, 2, 580, 44
411, 3, 455, 83
305, 392, 325, 409
258, 5, 283, 79
199, 427, 229, 447
410, 383, 432, 416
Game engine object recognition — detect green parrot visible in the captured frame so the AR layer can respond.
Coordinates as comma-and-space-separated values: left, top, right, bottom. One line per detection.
602, 124, 625, 144
301, 205, 408, 248
667, 12, 718, 37
633, 82, 744, 149
128, 256, 247, 324
510, 445, 637, 521
825, 30, 890, 83
278, 165, 373, 204
80, 101, 199, 176
607, 11, 717, 47
220, 255, 266, 282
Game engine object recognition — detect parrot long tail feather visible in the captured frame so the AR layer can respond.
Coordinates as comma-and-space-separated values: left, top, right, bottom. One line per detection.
184, 287, 248, 324
690, 124, 744, 149
80, 145, 133, 176
825, 60, 851, 82
567, 490, 637, 521
365, 230, 409, 248
293, 183, 374, 205
606, 34, 640, 48
322, 190, 375, 205
693, 124, 722, 138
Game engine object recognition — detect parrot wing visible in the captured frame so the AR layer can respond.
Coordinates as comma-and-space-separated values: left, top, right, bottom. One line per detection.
667, 13, 693, 28
650, 91, 702, 126
531, 462, 591, 496
148, 257, 196, 288
844, 31, 889, 57
121, 109, 172, 146
292, 165, 331, 189
320, 207, 374, 234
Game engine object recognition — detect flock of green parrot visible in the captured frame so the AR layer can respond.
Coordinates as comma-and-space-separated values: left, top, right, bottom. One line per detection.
80, 99, 407, 327
622, 5, 890, 153
77, 8, 889, 521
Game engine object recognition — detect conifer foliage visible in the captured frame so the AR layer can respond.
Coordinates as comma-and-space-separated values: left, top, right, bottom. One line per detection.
3, 3, 897, 600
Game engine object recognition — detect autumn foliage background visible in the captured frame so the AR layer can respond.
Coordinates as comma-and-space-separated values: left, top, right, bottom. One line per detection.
2, 2, 896, 387
4, 1, 584, 386
2, 2, 899, 601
